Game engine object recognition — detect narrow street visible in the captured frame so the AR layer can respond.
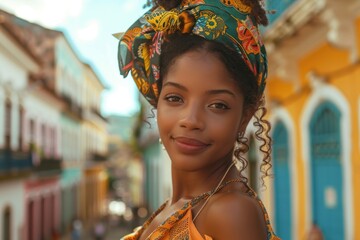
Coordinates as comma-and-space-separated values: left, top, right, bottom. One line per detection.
104, 225, 129, 240
61, 221, 133, 240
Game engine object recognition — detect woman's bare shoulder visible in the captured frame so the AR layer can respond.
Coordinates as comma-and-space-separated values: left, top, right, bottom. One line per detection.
202, 191, 268, 240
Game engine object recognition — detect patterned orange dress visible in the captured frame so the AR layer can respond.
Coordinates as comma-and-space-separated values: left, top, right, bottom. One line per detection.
121, 180, 281, 240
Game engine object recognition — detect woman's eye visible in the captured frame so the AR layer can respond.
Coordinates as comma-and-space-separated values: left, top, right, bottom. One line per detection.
208, 102, 230, 110
164, 95, 183, 103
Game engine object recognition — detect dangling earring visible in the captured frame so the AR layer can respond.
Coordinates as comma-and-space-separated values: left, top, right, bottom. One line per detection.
237, 132, 244, 142
159, 138, 165, 150
236, 131, 248, 154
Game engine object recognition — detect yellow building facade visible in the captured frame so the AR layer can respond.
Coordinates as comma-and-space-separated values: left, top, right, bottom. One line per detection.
80, 63, 109, 225
263, 0, 360, 239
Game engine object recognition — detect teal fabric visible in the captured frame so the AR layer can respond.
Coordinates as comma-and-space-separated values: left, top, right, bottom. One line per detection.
118, 0, 267, 106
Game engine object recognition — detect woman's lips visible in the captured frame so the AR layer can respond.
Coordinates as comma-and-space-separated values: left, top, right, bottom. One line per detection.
172, 137, 210, 154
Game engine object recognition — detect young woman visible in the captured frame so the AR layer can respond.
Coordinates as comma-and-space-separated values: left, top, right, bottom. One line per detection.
117, 0, 280, 239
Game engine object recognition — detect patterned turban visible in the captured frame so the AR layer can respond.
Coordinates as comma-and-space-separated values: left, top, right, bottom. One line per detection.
117, 0, 267, 107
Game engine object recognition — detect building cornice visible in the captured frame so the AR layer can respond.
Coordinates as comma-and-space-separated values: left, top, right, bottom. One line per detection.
264, 0, 360, 82
0, 26, 39, 72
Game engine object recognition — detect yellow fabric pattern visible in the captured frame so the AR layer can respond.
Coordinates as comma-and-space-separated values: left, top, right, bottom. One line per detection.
120, 180, 280, 240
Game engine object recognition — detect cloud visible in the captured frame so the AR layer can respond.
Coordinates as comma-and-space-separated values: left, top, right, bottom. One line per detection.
0, 0, 84, 28
75, 20, 100, 42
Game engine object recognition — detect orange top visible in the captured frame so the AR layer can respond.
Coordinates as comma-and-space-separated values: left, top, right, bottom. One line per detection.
121, 180, 280, 240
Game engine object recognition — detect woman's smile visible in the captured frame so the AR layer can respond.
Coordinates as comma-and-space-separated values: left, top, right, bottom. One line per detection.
171, 136, 211, 154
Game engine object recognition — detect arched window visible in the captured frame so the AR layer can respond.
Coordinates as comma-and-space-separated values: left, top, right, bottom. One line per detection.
50, 194, 56, 233
5, 99, 11, 149
27, 200, 34, 240
3, 206, 11, 240
310, 101, 344, 239
310, 102, 341, 160
29, 119, 35, 147
41, 124, 46, 157
18, 105, 24, 151
272, 121, 292, 240
40, 197, 45, 240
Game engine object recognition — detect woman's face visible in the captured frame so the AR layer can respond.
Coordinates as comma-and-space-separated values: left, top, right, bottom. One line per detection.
157, 50, 246, 171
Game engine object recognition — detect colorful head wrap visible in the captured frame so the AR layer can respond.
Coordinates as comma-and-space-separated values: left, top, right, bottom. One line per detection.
118, 0, 267, 107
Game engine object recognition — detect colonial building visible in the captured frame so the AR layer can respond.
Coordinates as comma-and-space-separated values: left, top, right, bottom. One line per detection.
263, 0, 360, 239
0, 8, 109, 239
55, 32, 85, 232
0, 16, 40, 240
80, 63, 109, 224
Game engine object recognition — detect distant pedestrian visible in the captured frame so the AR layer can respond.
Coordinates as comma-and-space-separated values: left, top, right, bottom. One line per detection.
93, 221, 106, 240
71, 219, 82, 240
308, 222, 324, 240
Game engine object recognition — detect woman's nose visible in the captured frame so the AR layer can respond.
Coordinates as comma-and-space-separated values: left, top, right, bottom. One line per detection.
178, 103, 204, 130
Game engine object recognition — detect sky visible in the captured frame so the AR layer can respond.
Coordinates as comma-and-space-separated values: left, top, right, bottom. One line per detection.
0, 0, 149, 116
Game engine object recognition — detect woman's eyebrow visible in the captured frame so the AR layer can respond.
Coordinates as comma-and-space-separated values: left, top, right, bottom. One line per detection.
162, 81, 187, 91
206, 89, 236, 98
163, 82, 236, 98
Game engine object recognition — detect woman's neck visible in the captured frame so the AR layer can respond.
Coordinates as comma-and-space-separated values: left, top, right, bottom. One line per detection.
169, 161, 237, 204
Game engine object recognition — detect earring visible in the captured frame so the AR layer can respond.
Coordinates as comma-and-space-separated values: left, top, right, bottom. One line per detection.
159, 138, 165, 150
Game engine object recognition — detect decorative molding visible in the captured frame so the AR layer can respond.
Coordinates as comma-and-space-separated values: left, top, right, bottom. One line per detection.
307, 71, 327, 90
320, 0, 358, 62
265, 0, 360, 81
264, 0, 326, 44
0, 27, 39, 72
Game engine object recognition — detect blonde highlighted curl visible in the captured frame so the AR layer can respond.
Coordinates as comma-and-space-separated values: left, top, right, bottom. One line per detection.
234, 97, 273, 187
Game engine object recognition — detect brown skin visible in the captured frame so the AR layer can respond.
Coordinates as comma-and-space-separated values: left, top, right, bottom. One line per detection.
194, 182, 267, 239
139, 50, 267, 240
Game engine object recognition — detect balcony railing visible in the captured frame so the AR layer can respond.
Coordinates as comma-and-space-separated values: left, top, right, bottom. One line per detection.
91, 151, 108, 162
33, 156, 62, 176
61, 94, 83, 120
0, 147, 62, 179
0, 149, 32, 179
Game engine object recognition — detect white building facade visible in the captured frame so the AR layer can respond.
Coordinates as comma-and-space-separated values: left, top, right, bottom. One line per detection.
0, 22, 39, 240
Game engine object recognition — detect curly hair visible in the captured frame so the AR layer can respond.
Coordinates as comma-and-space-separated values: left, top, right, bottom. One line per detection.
157, 33, 272, 184
143, 0, 272, 184
234, 97, 272, 187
